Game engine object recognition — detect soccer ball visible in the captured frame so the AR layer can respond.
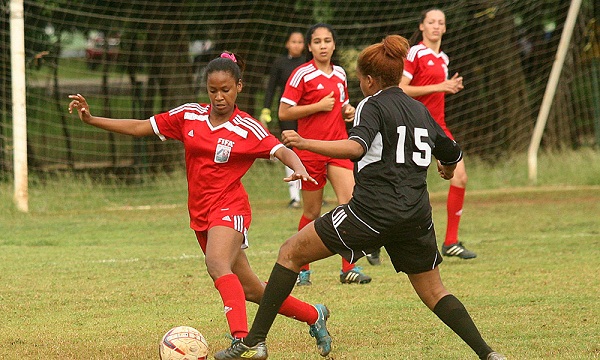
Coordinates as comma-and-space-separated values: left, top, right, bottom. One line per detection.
159, 326, 209, 360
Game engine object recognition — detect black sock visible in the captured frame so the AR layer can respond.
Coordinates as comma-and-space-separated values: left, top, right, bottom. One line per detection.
244, 263, 298, 346
433, 294, 493, 359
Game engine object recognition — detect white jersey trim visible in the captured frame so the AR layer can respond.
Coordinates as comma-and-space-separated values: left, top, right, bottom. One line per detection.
149, 116, 166, 141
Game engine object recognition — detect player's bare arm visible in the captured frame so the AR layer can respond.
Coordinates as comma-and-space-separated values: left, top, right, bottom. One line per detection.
273, 146, 318, 185
282, 130, 364, 160
399, 74, 463, 97
278, 91, 335, 121
68, 94, 154, 137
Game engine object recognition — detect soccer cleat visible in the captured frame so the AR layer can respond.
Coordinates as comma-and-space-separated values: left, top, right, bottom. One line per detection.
339, 266, 372, 284
213, 337, 268, 360
309, 304, 332, 357
296, 269, 312, 286
366, 248, 382, 265
441, 242, 477, 259
288, 199, 301, 209
486, 352, 507, 360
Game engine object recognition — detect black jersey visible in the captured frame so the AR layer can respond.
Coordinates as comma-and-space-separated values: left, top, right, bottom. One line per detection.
263, 55, 305, 110
347, 86, 462, 231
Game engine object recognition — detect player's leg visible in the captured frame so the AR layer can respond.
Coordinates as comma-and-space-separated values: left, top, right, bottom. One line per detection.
245, 222, 334, 348
442, 158, 477, 259
327, 163, 373, 283
232, 247, 322, 326
203, 226, 249, 340
215, 223, 335, 359
295, 186, 324, 285
408, 268, 502, 359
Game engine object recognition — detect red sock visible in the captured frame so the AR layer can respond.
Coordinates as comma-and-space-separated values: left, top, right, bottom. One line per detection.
214, 274, 248, 339
341, 257, 355, 272
298, 215, 313, 272
278, 296, 318, 324
444, 185, 466, 246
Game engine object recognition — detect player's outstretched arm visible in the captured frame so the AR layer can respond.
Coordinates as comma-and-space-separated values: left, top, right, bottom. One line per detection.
282, 130, 364, 160
68, 94, 154, 137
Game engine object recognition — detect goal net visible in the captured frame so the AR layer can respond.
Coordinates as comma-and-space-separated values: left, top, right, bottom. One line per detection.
0, 0, 598, 191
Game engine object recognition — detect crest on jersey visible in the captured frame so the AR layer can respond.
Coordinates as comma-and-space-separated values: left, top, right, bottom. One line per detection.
215, 144, 231, 163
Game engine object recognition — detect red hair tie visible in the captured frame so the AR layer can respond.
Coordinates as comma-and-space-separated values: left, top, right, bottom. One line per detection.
220, 52, 237, 63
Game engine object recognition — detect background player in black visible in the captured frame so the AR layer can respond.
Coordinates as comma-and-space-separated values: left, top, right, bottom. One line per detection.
216, 35, 505, 360
259, 30, 306, 208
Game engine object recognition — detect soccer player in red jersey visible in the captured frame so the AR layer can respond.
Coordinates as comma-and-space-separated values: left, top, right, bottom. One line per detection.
278, 23, 373, 286
68, 52, 332, 355
400, 9, 477, 259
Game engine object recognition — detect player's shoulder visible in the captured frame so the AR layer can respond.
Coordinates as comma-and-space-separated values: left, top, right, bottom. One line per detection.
406, 43, 428, 61
230, 112, 271, 140
288, 61, 317, 86
332, 64, 347, 80
168, 102, 210, 116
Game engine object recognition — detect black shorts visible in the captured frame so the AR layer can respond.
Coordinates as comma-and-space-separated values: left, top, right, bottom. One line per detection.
314, 204, 442, 274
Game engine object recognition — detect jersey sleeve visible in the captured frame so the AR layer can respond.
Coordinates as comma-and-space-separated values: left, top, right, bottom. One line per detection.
280, 67, 304, 106
149, 107, 186, 142
403, 56, 416, 80
347, 98, 380, 159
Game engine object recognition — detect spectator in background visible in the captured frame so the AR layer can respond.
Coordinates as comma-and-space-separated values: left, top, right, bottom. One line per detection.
399, 8, 476, 259
259, 30, 306, 209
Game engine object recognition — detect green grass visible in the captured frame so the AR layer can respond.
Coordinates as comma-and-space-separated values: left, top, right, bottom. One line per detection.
1, 150, 600, 359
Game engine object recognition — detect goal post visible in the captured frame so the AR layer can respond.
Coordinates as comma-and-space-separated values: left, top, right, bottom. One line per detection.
527, 0, 583, 184
10, 0, 28, 212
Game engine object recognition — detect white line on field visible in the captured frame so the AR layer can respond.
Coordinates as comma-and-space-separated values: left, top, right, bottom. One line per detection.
106, 204, 181, 211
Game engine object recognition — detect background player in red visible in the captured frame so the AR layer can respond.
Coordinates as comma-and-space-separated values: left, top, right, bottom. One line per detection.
259, 30, 306, 209
215, 34, 505, 360
68, 52, 332, 357
399, 8, 476, 259
278, 23, 373, 286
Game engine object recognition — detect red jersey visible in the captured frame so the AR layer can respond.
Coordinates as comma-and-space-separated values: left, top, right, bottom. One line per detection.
403, 42, 450, 133
150, 103, 284, 231
281, 59, 350, 159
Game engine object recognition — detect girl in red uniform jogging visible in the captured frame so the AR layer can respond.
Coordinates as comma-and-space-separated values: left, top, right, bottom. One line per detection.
278, 23, 373, 285
399, 9, 476, 259
68, 52, 332, 355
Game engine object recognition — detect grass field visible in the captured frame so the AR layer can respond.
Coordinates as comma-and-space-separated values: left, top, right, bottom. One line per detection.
1, 150, 599, 359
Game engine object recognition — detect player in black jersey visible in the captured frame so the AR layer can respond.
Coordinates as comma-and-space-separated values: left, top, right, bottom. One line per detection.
215, 35, 505, 360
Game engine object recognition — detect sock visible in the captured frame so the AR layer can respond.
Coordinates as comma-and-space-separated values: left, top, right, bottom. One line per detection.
444, 185, 466, 246
278, 295, 318, 324
433, 294, 493, 359
214, 274, 248, 339
244, 263, 299, 346
298, 215, 313, 271
341, 257, 354, 272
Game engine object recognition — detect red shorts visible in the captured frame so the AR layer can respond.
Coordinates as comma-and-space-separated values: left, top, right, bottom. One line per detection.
298, 155, 354, 192
193, 204, 251, 253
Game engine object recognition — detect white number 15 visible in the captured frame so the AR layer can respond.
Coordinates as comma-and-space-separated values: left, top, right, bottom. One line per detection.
396, 126, 431, 167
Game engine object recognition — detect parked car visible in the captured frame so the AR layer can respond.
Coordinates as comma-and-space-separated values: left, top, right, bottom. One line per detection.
85, 32, 120, 69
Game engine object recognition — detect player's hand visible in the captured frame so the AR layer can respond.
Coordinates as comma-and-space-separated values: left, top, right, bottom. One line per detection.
281, 130, 307, 150
68, 94, 93, 123
318, 91, 335, 112
284, 168, 318, 185
259, 108, 272, 125
441, 73, 464, 94
342, 104, 355, 122
437, 160, 456, 180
